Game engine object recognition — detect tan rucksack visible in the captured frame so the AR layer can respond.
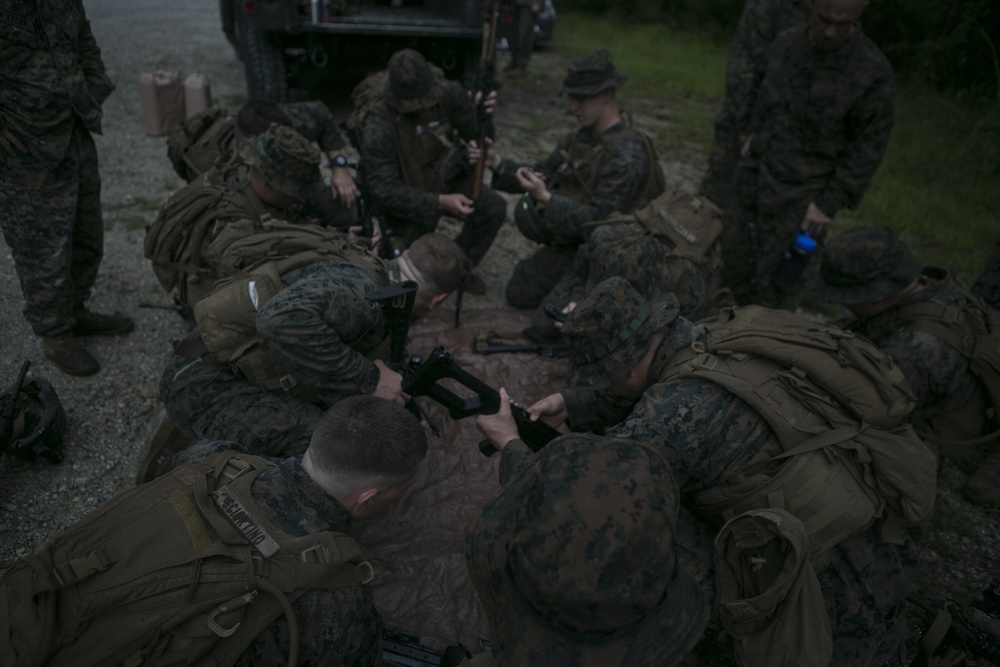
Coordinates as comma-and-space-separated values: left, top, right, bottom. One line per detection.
144, 179, 268, 309
166, 107, 236, 182
0, 453, 373, 667
663, 306, 937, 556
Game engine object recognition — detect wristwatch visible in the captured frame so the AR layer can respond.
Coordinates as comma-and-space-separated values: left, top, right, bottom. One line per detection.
328, 154, 348, 169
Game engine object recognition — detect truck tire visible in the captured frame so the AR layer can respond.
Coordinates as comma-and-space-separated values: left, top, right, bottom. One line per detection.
242, 27, 288, 102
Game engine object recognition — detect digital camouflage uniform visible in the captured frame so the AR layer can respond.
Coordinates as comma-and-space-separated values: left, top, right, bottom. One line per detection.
0, 0, 115, 338
358, 50, 506, 266
181, 443, 383, 666
465, 433, 710, 666
972, 239, 1000, 311
491, 49, 665, 309
700, 0, 811, 211
808, 225, 1000, 506
558, 278, 914, 666
727, 22, 895, 305
531, 222, 718, 338
161, 260, 391, 457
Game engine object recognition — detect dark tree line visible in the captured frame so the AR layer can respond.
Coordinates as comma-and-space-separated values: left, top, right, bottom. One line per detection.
563, 0, 1000, 106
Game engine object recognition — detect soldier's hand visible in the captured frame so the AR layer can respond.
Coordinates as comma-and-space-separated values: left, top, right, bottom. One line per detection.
330, 167, 359, 209
527, 392, 568, 428
516, 167, 551, 204
555, 301, 577, 329
0, 127, 26, 155
476, 387, 519, 451
470, 89, 498, 116
467, 138, 499, 169
801, 202, 832, 240
373, 360, 405, 405
439, 192, 475, 217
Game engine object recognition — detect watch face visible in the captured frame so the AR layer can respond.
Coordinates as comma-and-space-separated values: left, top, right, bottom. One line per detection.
331, 155, 348, 168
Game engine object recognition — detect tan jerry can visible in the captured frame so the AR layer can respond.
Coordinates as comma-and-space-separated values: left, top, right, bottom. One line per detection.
139, 70, 185, 137
183, 73, 212, 119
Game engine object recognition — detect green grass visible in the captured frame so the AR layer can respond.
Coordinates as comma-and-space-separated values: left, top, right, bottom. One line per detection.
554, 10, 1000, 282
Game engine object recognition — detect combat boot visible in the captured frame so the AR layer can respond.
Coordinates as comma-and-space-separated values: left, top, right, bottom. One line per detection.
71, 309, 134, 337
42, 335, 100, 376
962, 452, 1000, 507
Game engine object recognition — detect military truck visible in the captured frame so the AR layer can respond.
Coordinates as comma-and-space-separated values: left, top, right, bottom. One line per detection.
220, 0, 485, 101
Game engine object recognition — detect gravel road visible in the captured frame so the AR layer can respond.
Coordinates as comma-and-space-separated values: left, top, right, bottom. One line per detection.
2, 2, 998, 659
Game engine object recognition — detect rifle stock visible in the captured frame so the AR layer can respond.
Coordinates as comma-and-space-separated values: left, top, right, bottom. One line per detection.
400, 346, 560, 456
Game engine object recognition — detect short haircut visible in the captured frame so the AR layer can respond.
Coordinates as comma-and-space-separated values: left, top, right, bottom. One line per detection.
235, 100, 294, 140
307, 395, 427, 492
406, 233, 473, 295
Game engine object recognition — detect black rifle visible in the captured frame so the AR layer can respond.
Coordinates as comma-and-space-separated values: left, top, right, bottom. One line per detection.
400, 346, 561, 456
350, 126, 397, 259
543, 303, 568, 323
470, 0, 499, 201
0, 360, 30, 447
382, 626, 469, 667
473, 332, 568, 359
366, 281, 438, 435
139, 300, 190, 321
910, 595, 1000, 666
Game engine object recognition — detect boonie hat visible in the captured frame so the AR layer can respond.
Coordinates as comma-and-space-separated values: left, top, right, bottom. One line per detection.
242, 123, 322, 200
562, 276, 680, 391
465, 433, 710, 666
562, 49, 628, 97
806, 226, 921, 306
385, 48, 441, 114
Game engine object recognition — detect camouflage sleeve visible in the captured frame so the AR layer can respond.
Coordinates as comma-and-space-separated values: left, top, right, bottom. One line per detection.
359, 113, 440, 220
879, 330, 979, 421
561, 388, 636, 433
281, 101, 347, 153
490, 133, 572, 193
497, 438, 536, 485
75, 4, 114, 106
544, 135, 653, 238
607, 378, 779, 492
813, 49, 895, 216
255, 266, 384, 405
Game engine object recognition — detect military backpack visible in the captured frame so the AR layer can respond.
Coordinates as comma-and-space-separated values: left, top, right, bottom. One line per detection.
166, 107, 236, 182
663, 305, 937, 558
0, 453, 373, 667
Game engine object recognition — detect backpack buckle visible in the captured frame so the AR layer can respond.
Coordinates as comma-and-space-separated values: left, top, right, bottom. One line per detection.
207, 590, 258, 637
356, 560, 375, 585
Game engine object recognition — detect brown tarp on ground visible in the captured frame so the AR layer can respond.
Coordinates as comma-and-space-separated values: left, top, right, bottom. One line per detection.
350, 306, 569, 651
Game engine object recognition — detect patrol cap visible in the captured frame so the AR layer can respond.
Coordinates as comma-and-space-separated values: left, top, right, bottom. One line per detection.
466, 433, 710, 666
562, 276, 680, 391
242, 123, 322, 200
562, 49, 628, 97
385, 48, 441, 114
806, 226, 921, 306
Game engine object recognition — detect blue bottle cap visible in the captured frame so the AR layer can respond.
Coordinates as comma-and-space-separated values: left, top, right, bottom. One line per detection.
794, 232, 818, 253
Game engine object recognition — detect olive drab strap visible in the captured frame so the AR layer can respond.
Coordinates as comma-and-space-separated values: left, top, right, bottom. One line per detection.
0, 453, 374, 667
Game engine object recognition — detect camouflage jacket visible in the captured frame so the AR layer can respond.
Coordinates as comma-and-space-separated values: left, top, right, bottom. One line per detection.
719, 0, 811, 126
492, 118, 661, 240
561, 319, 914, 652
180, 443, 383, 667
740, 24, 895, 218
849, 267, 991, 442
358, 79, 480, 222
254, 260, 391, 405
0, 0, 114, 171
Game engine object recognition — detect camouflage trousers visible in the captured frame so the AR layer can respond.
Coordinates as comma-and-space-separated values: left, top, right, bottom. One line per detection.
505, 243, 578, 310
699, 96, 741, 212
384, 182, 506, 266
160, 343, 321, 458
0, 121, 104, 337
972, 238, 1000, 311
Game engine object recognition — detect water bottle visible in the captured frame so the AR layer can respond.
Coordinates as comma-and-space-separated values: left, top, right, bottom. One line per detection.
771, 231, 818, 293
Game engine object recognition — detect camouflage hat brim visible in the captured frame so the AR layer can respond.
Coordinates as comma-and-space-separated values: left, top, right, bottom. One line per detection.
466, 435, 710, 666
565, 293, 678, 391
244, 133, 321, 200
562, 70, 628, 97
804, 270, 916, 307
385, 78, 442, 114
